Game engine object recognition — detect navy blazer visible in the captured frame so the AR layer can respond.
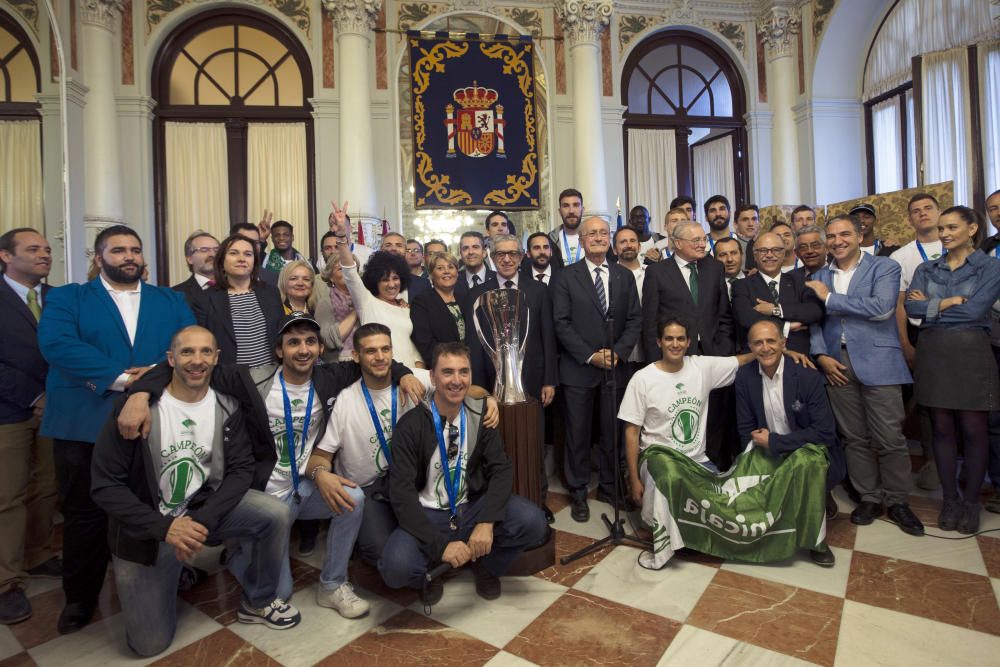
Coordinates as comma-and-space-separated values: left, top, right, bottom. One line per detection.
190, 283, 284, 365
731, 270, 824, 354
734, 360, 846, 491
38, 278, 195, 442
551, 259, 641, 388
0, 278, 51, 423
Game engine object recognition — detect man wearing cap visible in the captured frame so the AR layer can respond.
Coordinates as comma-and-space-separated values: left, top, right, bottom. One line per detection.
118, 312, 427, 619
849, 204, 898, 258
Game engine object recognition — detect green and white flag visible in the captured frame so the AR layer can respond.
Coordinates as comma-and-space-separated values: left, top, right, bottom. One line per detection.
637, 443, 828, 569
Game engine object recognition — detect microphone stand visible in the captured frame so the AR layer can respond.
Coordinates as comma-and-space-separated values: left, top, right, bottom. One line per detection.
560, 314, 651, 565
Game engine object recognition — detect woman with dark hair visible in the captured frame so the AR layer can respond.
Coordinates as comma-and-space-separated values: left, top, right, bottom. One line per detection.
191, 234, 284, 365
906, 206, 1000, 533
409, 251, 468, 367
332, 226, 423, 368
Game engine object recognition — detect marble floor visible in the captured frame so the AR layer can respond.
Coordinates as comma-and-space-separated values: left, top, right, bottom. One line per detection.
3, 466, 1000, 666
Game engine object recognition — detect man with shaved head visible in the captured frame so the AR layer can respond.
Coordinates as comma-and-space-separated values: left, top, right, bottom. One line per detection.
93, 326, 299, 656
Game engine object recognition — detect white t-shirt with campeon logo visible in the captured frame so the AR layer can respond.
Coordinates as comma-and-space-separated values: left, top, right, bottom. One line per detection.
264, 371, 324, 500
418, 407, 469, 511
618, 356, 738, 463
153, 387, 217, 516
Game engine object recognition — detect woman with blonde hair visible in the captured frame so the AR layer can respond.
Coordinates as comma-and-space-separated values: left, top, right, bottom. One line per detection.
277, 259, 319, 314
315, 254, 359, 362
409, 251, 469, 367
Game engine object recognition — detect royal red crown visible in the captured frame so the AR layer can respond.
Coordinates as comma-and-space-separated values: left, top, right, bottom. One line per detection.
452, 82, 498, 110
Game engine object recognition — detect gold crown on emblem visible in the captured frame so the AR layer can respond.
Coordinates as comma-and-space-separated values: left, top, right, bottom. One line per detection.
453, 81, 498, 110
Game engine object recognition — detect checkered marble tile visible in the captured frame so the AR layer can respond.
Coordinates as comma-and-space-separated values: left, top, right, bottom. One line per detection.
6, 475, 1000, 666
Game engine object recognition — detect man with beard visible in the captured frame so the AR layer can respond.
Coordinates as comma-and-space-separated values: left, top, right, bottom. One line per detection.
732, 204, 760, 272
614, 226, 646, 369
93, 326, 300, 656
713, 237, 745, 302
38, 225, 195, 634
669, 195, 697, 223
172, 231, 219, 303
549, 188, 584, 267
849, 204, 898, 257
793, 226, 828, 279
624, 205, 669, 264
705, 194, 733, 252
521, 232, 557, 286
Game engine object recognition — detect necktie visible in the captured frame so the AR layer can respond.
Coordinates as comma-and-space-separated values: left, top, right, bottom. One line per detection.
206, 279, 216, 288
686, 263, 699, 305
26, 289, 41, 321
768, 280, 779, 302
594, 267, 607, 314
504, 279, 514, 288
536, 273, 546, 283
472, 274, 481, 286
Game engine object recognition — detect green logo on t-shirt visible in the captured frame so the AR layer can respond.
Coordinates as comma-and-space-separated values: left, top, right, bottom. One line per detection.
671, 409, 699, 445
434, 463, 466, 508
161, 457, 205, 510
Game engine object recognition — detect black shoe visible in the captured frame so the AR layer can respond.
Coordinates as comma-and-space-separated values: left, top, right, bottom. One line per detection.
850, 501, 883, 525
842, 479, 862, 504
26, 556, 62, 579
297, 520, 320, 556
938, 498, 962, 532
57, 602, 95, 635
419, 577, 443, 607
472, 561, 501, 601
543, 504, 554, 524
957, 503, 981, 535
825, 492, 839, 520
809, 546, 836, 567
886, 503, 925, 536
0, 586, 31, 625
570, 496, 590, 523
298, 533, 317, 557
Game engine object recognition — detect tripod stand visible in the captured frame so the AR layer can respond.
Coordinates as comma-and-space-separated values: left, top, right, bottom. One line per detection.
560, 315, 651, 565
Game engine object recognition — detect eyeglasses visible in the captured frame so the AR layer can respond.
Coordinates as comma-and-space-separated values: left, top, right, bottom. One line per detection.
796, 242, 824, 252
191, 246, 219, 254
406, 248, 423, 255
582, 230, 611, 239
676, 235, 708, 246
447, 424, 460, 459
492, 250, 522, 260
754, 247, 786, 256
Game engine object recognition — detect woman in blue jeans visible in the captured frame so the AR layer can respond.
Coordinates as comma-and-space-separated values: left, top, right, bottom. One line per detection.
906, 206, 1000, 534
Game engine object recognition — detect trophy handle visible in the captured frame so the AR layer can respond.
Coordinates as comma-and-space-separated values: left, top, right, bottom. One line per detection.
519, 307, 529, 356
471, 295, 498, 358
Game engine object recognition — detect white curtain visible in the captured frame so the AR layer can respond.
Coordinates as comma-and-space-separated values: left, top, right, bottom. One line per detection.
871, 97, 902, 193
982, 41, 1000, 233
922, 47, 973, 205
626, 128, 677, 234
247, 123, 308, 248
0, 120, 43, 234
863, 0, 995, 99
905, 89, 917, 187
692, 134, 735, 229
165, 122, 231, 283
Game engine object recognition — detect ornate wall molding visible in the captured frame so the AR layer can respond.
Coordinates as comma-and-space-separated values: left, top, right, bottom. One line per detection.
79, 0, 124, 31
757, 5, 800, 60
556, 0, 612, 47
323, 0, 382, 36
146, 0, 312, 39
7, 0, 40, 37
660, 0, 704, 27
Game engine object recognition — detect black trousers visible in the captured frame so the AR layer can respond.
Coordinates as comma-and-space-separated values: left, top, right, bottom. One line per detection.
562, 382, 625, 500
54, 439, 109, 606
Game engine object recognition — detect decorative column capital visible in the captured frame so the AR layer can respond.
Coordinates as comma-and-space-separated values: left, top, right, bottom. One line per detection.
78, 0, 123, 31
322, 0, 382, 37
556, 0, 612, 47
757, 6, 800, 60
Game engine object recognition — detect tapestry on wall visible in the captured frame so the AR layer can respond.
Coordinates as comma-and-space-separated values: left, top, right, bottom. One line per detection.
408, 31, 539, 210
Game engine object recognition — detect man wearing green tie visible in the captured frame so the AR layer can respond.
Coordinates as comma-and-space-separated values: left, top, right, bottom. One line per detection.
0, 228, 60, 625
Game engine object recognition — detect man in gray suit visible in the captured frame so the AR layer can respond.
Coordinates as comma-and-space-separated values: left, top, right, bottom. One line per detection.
807, 215, 923, 536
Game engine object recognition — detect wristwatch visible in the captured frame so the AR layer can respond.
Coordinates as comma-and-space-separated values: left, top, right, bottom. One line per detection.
771, 306, 781, 318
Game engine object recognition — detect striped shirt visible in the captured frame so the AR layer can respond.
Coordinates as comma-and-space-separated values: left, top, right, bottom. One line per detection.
228, 291, 272, 366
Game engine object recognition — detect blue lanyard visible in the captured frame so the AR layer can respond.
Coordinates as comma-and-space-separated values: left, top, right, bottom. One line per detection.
562, 229, 580, 264
279, 372, 314, 503
361, 382, 396, 468
430, 399, 466, 519
873, 239, 881, 254
663, 246, 672, 259
916, 240, 945, 262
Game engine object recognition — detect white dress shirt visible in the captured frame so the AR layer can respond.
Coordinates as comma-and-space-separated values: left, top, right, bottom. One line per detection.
725, 271, 745, 300
499, 273, 520, 289
760, 357, 791, 436
673, 255, 697, 297
194, 273, 212, 289
584, 257, 610, 307
101, 276, 142, 391
827, 256, 861, 344
4, 273, 42, 308
464, 265, 488, 288
532, 264, 552, 285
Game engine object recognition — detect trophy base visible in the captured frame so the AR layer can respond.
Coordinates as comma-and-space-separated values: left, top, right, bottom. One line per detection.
507, 528, 556, 576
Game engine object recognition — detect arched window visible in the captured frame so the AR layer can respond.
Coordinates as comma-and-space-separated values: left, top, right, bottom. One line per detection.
0, 10, 42, 234
622, 31, 747, 227
152, 8, 314, 284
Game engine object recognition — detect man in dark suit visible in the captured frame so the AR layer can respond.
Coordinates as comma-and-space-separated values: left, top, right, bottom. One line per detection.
521, 232, 559, 287
735, 321, 846, 536
0, 229, 60, 625
552, 217, 641, 521
731, 231, 824, 354
38, 225, 195, 634
455, 232, 496, 299
171, 231, 219, 303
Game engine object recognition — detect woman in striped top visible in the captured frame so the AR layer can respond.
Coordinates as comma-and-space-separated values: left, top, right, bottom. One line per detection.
191, 234, 284, 365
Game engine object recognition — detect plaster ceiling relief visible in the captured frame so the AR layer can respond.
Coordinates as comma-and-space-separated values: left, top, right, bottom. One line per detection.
711, 20, 745, 56
811, 0, 836, 50
397, 2, 446, 32
499, 6, 543, 37
6, 0, 39, 36
146, 0, 311, 38
617, 14, 654, 53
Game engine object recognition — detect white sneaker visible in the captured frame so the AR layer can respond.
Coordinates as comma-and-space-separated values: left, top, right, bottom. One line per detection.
237, 598, 302, 630
317, 582, 370, 619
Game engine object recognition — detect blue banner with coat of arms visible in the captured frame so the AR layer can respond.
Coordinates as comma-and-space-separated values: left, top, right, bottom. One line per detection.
408, 31, 539, 210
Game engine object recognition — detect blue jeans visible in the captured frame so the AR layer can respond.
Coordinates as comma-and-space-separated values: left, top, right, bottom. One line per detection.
378, 494, 547, 590
112, 490, 289, 657
229, 479, 365, 600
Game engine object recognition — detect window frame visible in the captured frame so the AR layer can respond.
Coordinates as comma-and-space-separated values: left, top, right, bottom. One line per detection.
0, 10, 41, 119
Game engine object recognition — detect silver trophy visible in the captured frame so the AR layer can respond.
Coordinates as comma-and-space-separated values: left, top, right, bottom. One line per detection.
472, 289, 530, 404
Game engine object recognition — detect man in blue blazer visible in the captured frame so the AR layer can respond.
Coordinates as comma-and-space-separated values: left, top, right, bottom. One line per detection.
38, 225, 194, 634
806, 215, 923, 536
0, 229, 61, 625
735, 321, 847, 562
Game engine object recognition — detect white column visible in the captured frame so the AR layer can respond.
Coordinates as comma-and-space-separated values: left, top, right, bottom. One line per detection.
758, 5, 801, 205
557, 0, 612, 218
324, 0, 381, 228
79, 0, 125, 240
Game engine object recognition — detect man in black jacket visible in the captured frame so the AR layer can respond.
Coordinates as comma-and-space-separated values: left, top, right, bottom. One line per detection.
92, 326, 298, 657
379, 342, 547, 604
